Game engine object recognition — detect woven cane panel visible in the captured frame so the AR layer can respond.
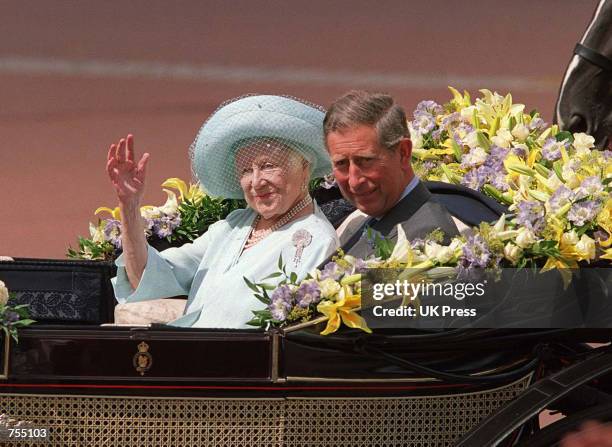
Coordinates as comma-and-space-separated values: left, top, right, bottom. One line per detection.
0, 376, 530, 447
284, 375, 531, 446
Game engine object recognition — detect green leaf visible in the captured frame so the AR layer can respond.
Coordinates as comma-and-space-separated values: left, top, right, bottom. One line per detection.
508, 116, 517, 131
289, 272, 298, 284
277, 254, 284, 271
450, 138, 462, 162
475, 131, 490, 150
12, 319, 36, 326
243, 277, 260, 293
553, 161, 565, 182
262, 271, 283, 280
246, 318, 264, 327
555, 131, 574, 143
253, 294, 271, 305
258, 283, 277, 291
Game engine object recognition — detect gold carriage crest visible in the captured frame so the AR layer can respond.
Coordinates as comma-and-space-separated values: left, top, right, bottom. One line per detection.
132, 341, 153, 376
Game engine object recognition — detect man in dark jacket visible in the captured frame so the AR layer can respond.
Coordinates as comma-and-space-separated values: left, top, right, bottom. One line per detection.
324, 90, 459, 258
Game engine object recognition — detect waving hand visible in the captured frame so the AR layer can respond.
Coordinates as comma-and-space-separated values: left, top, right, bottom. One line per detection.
106, 134, 150, 208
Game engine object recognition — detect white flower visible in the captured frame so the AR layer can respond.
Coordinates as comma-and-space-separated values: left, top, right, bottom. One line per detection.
464, 131, 480, 149
88, 222, 105, 244
516, 227, 537, 248
319, 278, 341, 300
159, 190, 179, 215
572, 133, 595, 155
493, 213, 506, 236
0, 281, 9, 306
561, 165, 581, 189
511, 124, 530, 142
575, 234, 596, 260
504, 243, 523, 265
424, 242, 455, 264
462, 147, 488, 167
491, 128, 514, 148
141, 207, 162, 220
561, 230, 579, 246
389, 225, 411, 263
408, 123, 424, 149
460, 105, 477, 122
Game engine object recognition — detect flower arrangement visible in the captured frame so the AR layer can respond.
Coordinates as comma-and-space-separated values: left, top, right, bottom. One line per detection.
68, 178, 245, 260
248, 88, 611, 335
0, 280, 35, 342
409, 88, 611, 269
245, 254, 371, 335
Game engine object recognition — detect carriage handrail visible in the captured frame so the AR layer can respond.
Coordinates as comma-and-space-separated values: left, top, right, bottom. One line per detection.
455, 348, 612, 447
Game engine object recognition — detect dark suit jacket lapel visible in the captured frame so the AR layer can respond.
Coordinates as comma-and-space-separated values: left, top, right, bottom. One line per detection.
345, 181, 431, 258
371, 181, 432, 238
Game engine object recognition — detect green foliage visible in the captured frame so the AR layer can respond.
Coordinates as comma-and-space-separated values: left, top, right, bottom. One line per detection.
168, 197, 245, 244
67, 236, 116, 261
2, 295, 36, 342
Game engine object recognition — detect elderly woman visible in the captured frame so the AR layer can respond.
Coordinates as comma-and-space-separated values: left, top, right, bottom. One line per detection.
108, 95, 339, 328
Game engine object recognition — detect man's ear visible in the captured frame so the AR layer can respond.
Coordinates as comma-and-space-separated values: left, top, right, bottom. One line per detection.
398, 138, 412, 167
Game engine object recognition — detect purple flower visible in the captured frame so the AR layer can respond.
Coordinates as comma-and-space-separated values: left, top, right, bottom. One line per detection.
529, 117, 547, 131
457, 233, 495, 279
603, 150, 612, 161
441, 112, 461, 128
295, 281, 321, 308
269, 299, 291, 321
320, 262, 343, 281
511, 146, 528, 159
461, 167, 488, 191
516, 200, 546, 234
542, 138, 565, 162
422, 161, 436, 173
431, 128, 443, 140
352, 258, 367, 273
269, 284, 294, 321
484, 146, 510, 170
415, 100, 443, 116
548, 185, 574, 212
488, 170, 510, 192
575, 176, 604, 199
153, 216, 181, 238
4, 311, 19, 323
412, 111, 436, 134
103, 219, 122, 249
271, 284, 293, 303
568, 200, 601, 227
594, 230, 608, 242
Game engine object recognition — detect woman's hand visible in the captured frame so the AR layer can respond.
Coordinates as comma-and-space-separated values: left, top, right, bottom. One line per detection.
106, 134, 150, 209
105, 134, 150, 289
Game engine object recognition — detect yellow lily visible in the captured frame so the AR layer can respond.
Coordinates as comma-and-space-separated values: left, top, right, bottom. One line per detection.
541, 257, 576, 289
504, 155, 536, 177
601, 247, 612, 261
317, 286, 371, 335
161, 178, 205, 203
94, 206, 121, 220
595, 199, 612, 248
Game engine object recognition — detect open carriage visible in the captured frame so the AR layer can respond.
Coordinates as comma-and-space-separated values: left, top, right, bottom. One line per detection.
1, 183, 611, 447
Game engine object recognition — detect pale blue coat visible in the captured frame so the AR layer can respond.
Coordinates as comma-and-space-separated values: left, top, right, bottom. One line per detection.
112, 205, 338, 328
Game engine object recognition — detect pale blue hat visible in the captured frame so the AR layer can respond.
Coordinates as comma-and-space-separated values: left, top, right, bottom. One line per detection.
190, 95, 332, 199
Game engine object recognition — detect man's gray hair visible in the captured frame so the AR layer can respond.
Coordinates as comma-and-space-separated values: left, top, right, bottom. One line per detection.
323, 90, 409, 149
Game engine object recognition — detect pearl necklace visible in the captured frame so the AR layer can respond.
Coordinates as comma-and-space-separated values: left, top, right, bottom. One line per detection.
244, 195, 313, 249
